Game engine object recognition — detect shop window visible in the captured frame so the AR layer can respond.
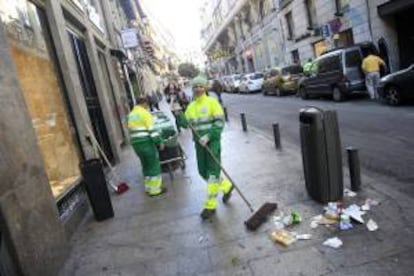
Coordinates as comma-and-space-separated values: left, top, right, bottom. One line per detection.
313, 40, 327, 57
1, 1, 81, 198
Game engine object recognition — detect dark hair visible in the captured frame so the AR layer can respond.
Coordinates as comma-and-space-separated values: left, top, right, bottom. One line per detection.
136, 96, 148, 105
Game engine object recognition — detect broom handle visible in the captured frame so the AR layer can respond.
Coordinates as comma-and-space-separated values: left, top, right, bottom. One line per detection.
189, 124, 254, 212
85, 125, 121, 182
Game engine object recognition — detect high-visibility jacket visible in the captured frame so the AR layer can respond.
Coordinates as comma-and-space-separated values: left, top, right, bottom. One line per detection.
184, 94, 224, 140
127, 105, 162, 144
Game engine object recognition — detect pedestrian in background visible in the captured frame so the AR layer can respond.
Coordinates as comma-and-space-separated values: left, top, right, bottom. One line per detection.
179, 75, 233, 220
147, 92, 160, 112
128, 97, 166, 196
210, 79, 223, 105
362, 51, 387, 100
164, 83, 177, 103
303, 58, 313, 76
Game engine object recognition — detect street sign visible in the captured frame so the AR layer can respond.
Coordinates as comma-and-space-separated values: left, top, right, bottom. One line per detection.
121, 28, 139, 48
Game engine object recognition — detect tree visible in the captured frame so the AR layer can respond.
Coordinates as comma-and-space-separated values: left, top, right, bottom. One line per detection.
178, 63, 199, 79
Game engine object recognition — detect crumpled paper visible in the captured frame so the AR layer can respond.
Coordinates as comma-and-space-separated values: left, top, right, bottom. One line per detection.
366, 219, 379, 231
323, 237, 343, 249
343, 204, 366, 224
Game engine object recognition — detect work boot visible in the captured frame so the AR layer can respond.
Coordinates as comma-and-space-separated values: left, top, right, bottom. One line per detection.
221, 179, 234, 204
222, 186, 233, 204
200, 209, 216, 220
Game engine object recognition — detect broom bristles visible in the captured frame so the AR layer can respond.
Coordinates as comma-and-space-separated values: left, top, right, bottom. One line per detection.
244, 202, 277, 231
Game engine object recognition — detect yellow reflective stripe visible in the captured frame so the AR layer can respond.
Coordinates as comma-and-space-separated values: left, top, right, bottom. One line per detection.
150, 132, 160, 138
207, 182, 219, 196
203, 198, 218, 210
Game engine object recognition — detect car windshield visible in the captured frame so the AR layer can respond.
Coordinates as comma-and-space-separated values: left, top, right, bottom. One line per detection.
250, 73, 264, 80
281, 66, 303, 75
345, 50, 361, 67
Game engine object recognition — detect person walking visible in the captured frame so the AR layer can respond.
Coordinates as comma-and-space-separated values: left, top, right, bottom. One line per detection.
179, 75, 233, 220
362, 51, 386, 100
128, 97, 166, 196
210, 79, 223, 105
303, 58, 313, 76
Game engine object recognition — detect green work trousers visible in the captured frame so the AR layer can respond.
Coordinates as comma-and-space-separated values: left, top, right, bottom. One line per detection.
195, 138, 221, 181
131, 139, 161, 177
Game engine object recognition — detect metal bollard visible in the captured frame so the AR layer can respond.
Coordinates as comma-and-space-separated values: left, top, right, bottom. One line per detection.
240, 113, 247, 132
272, 123, 282, 150
347, 147, 361, 192
223, 107, 229, 122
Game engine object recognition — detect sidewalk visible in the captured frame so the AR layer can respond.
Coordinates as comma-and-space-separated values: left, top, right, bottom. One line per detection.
59, 103, 414, 276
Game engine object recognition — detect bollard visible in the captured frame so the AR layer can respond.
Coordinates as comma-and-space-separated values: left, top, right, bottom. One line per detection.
240, 113, 247, 132
272, 123, 282, 150
347, 147, 361, 192
223, 107, 229, 122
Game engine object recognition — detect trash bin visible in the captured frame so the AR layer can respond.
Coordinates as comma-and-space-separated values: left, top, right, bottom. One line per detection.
80, 159, 114, 221
299, 107, 343, 203
0, 231, 19, 276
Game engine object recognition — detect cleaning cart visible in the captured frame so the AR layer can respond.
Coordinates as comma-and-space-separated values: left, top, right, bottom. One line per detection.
152, 111, 186, 179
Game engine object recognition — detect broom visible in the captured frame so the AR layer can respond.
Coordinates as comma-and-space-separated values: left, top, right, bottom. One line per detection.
188, 124, 277, 230
85, 125, 129, 194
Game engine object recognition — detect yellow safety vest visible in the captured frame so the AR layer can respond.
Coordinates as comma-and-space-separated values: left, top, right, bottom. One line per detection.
184, 94, 224, 139
127, 105, 161, 144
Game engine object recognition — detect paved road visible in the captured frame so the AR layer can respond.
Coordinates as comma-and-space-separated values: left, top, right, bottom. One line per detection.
221, 92, 414, 195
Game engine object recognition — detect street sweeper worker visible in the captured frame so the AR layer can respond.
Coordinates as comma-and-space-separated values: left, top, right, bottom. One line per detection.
128, 96, 166, 196
179, 75, 233, 220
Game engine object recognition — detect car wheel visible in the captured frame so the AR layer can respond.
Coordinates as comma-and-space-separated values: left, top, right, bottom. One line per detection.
332, 87, 345, 102
299, 86, 308, 100
385, 85, 401, 106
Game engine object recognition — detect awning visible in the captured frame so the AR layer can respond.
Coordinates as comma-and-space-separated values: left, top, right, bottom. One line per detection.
378, 0, 414, 17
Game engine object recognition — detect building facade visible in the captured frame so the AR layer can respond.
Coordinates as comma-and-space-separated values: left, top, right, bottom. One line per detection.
0, 0, 171, 275
201, 0, 414, 76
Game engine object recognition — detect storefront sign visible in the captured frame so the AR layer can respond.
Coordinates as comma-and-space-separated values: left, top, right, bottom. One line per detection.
121, 28, 139, 48
321, 24, 332, 38
208, 47, 235, 60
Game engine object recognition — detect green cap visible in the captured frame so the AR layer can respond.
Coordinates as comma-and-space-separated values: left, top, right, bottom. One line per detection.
191, 75, 208, 88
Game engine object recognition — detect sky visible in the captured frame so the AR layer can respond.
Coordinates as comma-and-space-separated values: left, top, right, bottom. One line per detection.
140, 0, 204, 57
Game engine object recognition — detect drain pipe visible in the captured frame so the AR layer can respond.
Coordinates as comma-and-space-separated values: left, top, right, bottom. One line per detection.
365, 0, 374, 42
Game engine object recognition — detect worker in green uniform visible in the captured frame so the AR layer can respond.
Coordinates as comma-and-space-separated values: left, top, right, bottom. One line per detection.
128, 97, 166, 196
180, 75, 233, 220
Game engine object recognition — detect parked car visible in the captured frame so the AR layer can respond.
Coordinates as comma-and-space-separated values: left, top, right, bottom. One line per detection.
239, 72, 264, 93
224, 74, 241, 93
378, 64, 414, 105
262, 65, 304, 96
298, 45, 368, 102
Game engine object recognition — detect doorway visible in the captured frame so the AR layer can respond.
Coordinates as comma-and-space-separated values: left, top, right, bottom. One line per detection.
67, 31, 114, 162
97, 50, 126, 141
396, 7, 414, 68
